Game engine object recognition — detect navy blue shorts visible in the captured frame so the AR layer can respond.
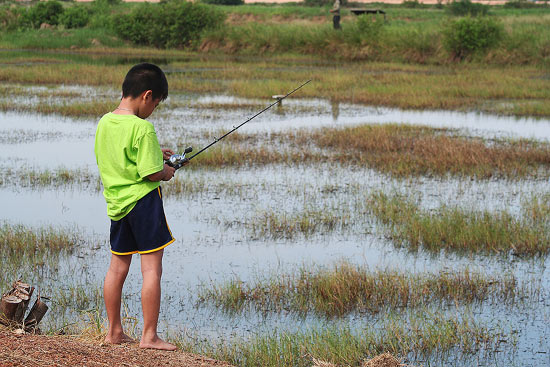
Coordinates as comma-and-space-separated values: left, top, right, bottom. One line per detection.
110, 187, 175, 255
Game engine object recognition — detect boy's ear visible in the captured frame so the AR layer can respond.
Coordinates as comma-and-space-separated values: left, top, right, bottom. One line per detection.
142, 90, 153, 101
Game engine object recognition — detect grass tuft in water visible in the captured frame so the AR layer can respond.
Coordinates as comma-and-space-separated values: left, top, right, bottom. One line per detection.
176, 311, 510, 367
199, 261, 527, 318
312, 124, 550, 179
247, 209, 351, 239
368, 191, 550, 256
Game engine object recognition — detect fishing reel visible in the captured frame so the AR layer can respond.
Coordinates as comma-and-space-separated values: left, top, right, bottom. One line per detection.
166, 146, 192, 170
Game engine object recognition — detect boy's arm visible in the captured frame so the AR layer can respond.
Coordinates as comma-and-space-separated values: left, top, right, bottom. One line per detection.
146, 164, 175, 182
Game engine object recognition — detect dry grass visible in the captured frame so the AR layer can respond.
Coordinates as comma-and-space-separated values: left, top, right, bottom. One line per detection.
199, 261, 527, 318
1, 51, 549, 117
312, 124, 550, 178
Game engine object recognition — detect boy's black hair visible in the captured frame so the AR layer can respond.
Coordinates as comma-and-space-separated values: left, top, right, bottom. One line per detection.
122, 63, 168, 101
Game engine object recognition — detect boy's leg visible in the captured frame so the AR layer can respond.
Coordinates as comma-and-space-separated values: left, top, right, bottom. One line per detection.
139, 249, 176, 350
104, 253, 134, 344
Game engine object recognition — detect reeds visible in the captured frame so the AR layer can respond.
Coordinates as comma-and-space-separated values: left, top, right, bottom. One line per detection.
177, 311, 509, 367
0, 167, 100, 189
0, 222, 79, 255
199, 261, 527, 317
313, 124, 550, 179
0, 100, 118, 118
368, 191, 550, 256
0, 222, 81, 279
247, 209, 351, 239
1, 50, 550, 117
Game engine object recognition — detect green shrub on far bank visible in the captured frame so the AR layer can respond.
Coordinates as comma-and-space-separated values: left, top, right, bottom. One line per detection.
202, 0, 244, 5
28, 0, 64, 28
443, 16, 503, 59
402, 0, 423, 8
356, 13, 385, 39
504, 0, 548, 8
60, 5, 90, 29
0, 5, 25, 31
113, 0, 225, 48
447, 0, 489, 16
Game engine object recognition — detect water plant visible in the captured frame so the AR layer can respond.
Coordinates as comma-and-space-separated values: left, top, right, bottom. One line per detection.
245, 208, 351, 239
312, 124, 550, 179
176, 310, 510, 367
199, 261, 527, 317
368, 191, 550, 256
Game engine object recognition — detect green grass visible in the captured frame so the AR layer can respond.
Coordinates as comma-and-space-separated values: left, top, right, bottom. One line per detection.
0, 222, 82, 290
368, 191, 550, 256
176, 311, 510, 367
1, 3, 550, 65
1, 49, 550, 116
0, 167, 100, 189
0, 28, 125, 49
199, 262, 527, 317
245, 208, 351, 239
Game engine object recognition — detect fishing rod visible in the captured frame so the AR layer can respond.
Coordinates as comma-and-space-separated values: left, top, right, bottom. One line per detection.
166, 80, 311, 170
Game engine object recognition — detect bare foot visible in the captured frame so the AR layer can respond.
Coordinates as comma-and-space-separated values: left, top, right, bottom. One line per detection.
139, 335, 177, 351
104, 332, 136, 344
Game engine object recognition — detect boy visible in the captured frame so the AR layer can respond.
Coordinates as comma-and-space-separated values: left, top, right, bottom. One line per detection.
94, 63, 178, 351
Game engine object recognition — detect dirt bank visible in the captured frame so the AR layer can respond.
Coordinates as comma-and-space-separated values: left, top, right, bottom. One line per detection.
0, 329, 233, 367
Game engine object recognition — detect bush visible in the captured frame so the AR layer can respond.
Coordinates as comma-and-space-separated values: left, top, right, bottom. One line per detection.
443, 16, 503, 59
0, 5, 26, 30
356, 14, 384, 40
504, 0, 544, 8
113, 0, 225, 48
28, 0, 64, 27
60, 5, 90, 28
402, 0, 422, 8
446, 0, 488, 16
202, 0, 243, 5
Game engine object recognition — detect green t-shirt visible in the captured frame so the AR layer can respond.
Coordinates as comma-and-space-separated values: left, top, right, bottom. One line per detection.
94, 113, 164, 221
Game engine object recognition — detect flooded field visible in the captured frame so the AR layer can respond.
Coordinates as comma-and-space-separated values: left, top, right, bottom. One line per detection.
2, 80, 550, 366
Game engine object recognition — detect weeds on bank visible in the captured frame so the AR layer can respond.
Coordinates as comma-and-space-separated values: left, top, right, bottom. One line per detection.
1, 51, 550, 117
368, 191, 550, 256
199, 261, 527, 317
177, 311, 510, 367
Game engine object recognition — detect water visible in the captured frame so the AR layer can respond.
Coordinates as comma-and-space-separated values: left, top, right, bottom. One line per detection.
1, 94, 550, 365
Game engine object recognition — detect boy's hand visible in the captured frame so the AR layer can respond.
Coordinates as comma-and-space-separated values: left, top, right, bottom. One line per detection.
162, 164, 176, 181
162, 149, 175, 161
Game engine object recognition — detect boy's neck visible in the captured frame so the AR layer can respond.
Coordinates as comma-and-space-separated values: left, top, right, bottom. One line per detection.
113, 98, 138, 116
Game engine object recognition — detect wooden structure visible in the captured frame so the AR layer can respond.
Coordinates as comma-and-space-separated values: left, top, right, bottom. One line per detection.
349, 8, 387, 21
0, 280, 48, 332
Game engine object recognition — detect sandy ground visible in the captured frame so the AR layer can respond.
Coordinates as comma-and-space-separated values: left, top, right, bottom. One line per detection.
0, 328, 405, 367
0, 329, 233, 367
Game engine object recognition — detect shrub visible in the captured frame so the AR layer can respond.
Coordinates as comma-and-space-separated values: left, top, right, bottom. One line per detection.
402, 0, 422, 8
443, 16, 503, 59
504, 0, 544, 8
356, 14, 384, 40
446, 0, 488, 16
0, 5, 27, 30
60, 5, 90, 28
28, 0, 64, 27
113, 0, 225, 48
202, 0, 243, 5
